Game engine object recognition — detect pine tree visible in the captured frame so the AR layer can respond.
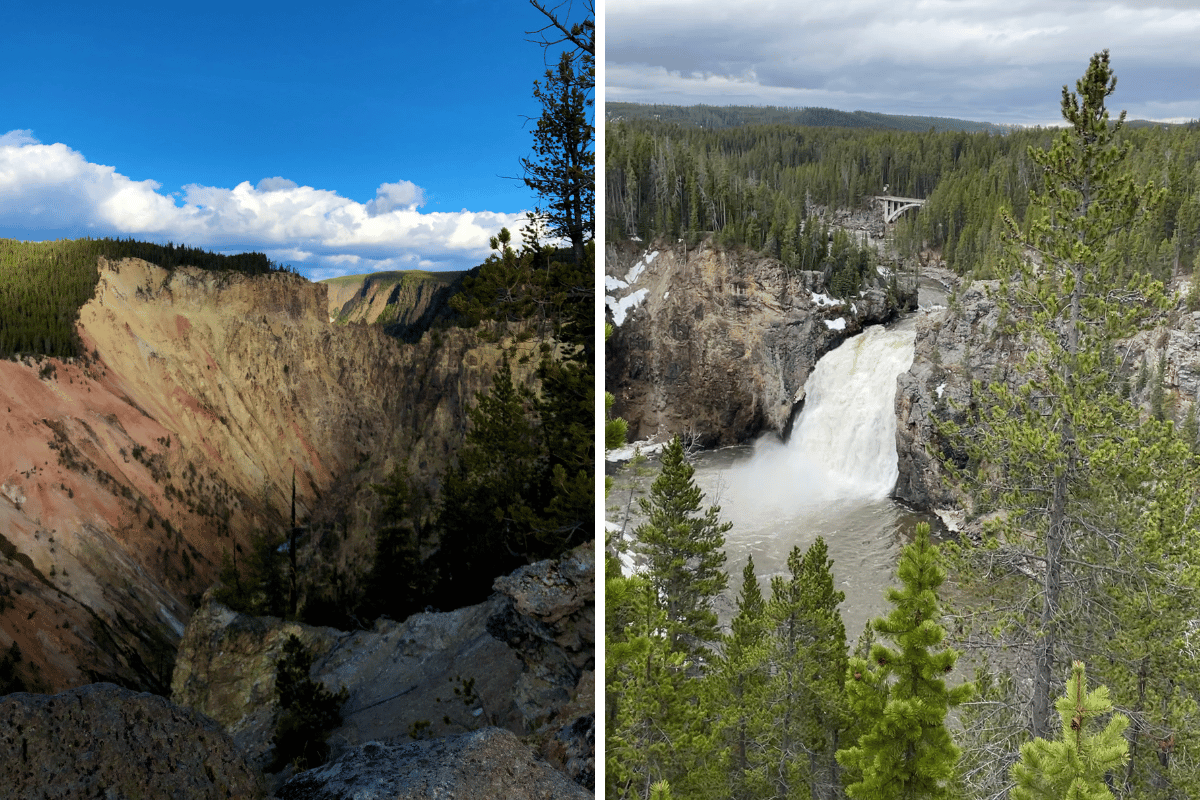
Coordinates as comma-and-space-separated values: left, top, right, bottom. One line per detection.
434, 359, 546, 607
765, 539, 850, 800
937, 50, 1200, 750
362, 465, 434, 622
1010, 662, 1129, 800
716, 556, 771, 800
606, 553, 707, 799
521, 51, 594, 268
635, 435, 730, 660
837, 523, 973, 800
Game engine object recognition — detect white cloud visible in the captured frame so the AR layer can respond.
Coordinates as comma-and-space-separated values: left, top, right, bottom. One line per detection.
607, 0, 1200, 125
255, 176, 299, 192
367, 180, 425, 214
0, 132, 528, 274
0, 129, 38, 147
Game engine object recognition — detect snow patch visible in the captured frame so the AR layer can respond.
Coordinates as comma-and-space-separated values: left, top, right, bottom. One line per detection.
811, 291, 844, 308
663, 291, 669, 300
605, 275, 629, 292
606, 438, 667, 462
936, 382, 946, 399
824, 317, 847, 331
607, 288, 649, 326
625, 250, 659, 285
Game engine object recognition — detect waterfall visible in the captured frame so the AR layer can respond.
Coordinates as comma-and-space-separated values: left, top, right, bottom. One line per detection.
726, 322, 916, 513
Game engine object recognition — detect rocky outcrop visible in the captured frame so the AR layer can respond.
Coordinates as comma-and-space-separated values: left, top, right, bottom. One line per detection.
894, 282, 1005, 510
0, 256, 541, 692
606, 239, 915, 447
0, 682, 263, 799
322, 270, 465, 342
171, 542, 594, 785
276, 727, 592, 800
893, 275, 1200, 512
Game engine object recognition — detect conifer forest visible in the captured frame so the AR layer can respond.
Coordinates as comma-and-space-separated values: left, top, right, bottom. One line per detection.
605, 52, 1200, 800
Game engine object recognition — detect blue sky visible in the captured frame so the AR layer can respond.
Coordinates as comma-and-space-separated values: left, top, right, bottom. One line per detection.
1, 0, 586, 279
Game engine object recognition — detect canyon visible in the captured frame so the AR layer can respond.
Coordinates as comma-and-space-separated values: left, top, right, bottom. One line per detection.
607, 237, 1200, 527
0, 253, 594, 794
0, 256, 542, 693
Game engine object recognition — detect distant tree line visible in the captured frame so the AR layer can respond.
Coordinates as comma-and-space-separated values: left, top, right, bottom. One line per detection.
0, 237, 293, 359
606, 101, 1010, 134
607, 117, 1200, 287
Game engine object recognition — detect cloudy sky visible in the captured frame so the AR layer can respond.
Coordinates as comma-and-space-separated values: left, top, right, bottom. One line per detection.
2, 0, 582, 279
606, 0, 1200, 127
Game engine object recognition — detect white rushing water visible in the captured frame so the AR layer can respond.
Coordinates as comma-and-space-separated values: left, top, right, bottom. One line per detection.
697, 318, 921, 634
726, 320, 916, 508
609, 317, 927, 636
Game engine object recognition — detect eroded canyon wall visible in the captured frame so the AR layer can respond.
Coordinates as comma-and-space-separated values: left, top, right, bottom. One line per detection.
0, 257, 535, 692
605, 239, 914, 447
894, 277, 1200, 514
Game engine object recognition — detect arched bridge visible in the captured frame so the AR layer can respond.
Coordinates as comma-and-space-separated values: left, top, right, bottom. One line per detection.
874, 195, 926, 223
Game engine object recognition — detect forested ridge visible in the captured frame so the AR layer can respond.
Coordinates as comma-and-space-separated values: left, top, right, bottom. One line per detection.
606, 53, 1200, 800
0, 237, 292, 359
606, 102, 1010, 134
607, 113, 1200, 286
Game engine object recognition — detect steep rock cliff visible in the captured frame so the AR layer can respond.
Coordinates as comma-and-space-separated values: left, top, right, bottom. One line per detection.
894, 277, 1200, 513
322, 270, 465, 342
0, 256, 539, 693
606, 239, 914, 447
893, 282, 1003, 511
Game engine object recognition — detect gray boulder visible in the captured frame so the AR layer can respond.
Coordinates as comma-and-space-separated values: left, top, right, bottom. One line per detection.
0, 682, 263, 799
276, 727, 592, 799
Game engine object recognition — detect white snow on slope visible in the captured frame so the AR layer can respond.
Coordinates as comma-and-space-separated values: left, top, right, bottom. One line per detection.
607, 288, 649, 326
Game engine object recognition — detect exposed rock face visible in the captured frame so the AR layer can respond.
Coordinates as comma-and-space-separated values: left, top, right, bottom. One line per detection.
893, 275, 1200, 512
606, 239, 914, 447
276, 727, 592, 800
0, 256, 539, 692
894, 282, 1004, 510
0, 682, 263, 799
171, 542, 595, 784
322, 270, 465, 342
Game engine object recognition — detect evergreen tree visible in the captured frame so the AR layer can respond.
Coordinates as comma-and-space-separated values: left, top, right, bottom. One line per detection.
434, 359, 546, 607
268, 634, 349, 773
450, 227, 540, 328
521, 51, 594, 268
605, 554, 696, 799
361, 465, 434, 622
765, 539, 851, 800
715, 556, 771, 800
937, 52, 1200, 766
1010, 662, 1129, 800
837, 523, 973, 800
635, 435, 730, 660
